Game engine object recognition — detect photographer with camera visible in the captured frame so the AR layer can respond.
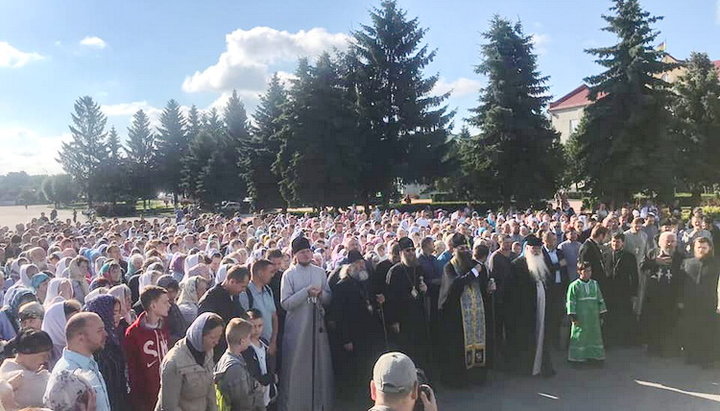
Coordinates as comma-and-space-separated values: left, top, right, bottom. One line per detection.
368, 352, 438, 411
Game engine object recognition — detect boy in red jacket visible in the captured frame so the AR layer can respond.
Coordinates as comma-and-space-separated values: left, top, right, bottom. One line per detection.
124, 285, 171, 411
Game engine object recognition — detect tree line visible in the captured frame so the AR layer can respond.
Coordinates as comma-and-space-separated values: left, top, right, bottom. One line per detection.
56, 0, 720, 211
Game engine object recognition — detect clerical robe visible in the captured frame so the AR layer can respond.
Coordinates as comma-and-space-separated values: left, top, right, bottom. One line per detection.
278, 264, 333, 411
567, 278, 607, 362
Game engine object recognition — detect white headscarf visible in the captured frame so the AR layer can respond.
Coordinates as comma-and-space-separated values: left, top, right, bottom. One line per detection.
84, 287, 109, 302
177, 276, 203, 306
44, 278, 73, 308
42, 301, 69, 348
184, 254, 200, 276
186, 312, 214, 351
138, 270, 161, 290
55, 257, 72, 277
109, 284, 134, 324
214, 264, 230, 285
19, 264, 38, 287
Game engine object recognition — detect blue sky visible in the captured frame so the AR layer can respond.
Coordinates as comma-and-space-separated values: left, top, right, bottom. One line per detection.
1, 0, 719, 175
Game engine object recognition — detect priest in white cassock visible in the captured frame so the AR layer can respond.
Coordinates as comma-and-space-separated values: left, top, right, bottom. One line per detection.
278, 236, 334, 411
506, 235, 555, 377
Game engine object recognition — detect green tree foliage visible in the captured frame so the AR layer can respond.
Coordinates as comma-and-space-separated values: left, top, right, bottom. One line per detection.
568, 0, 677, 204
671, 52, 720, 198
125, 109, 157, 204
243, 74, 288, 210
155, 99, 189, 204
275, 54, 362, 208
350, 0, 453, 205
462, 16, 564, 207
96, 126, 126, 204
58, 96, 108, 206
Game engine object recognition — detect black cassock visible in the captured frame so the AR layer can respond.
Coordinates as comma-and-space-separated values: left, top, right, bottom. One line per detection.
438, 261, 493, 387
327, 276, 383, 399
640, 249, 683, 356
506, 256, 554, 376
679, 256, 720, 366
385, 263, 431, 372
604, 249, 639, 346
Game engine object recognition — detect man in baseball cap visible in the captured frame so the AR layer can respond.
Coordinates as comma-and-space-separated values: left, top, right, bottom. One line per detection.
368, 352, 437, 411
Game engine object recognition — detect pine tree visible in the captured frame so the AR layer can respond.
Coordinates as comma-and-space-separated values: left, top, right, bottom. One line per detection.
98, 126, 126, 204
275, 54, 362, 208
186, 105, 202, 141
243, 74, 288, 210
672, 52, 720, 200
350, 0, 453, 206
125, 109, 157, 206
155, 99, 189, 204
462, 16, 564, 207
58, 96, 108, 206
568, 0, 677, 204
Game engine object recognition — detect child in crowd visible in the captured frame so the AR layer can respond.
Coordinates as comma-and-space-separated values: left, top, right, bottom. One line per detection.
567, 261, 607, 365
215, 318, 265, 411
244, 309, 277, 408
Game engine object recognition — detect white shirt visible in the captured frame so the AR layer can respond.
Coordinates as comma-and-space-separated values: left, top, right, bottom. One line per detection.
251, 342, 271, 406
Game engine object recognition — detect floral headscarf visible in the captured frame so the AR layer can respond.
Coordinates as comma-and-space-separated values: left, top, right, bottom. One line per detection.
84, 294, 119, 345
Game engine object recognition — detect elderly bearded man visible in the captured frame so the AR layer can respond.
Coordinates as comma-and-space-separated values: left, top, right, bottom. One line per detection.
506, 235, 555, 377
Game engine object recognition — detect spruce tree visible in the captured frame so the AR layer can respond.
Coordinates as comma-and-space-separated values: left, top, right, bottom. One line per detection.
244, 74, 288, 210
672, 52, 720, 201
463, 16, 564, 207
350, 0, 452, 206
155, 99, 189, 204
275, 54, 361, 208
59, 96, 107, 206
568, 0, 676, 204
125, 109, 157, 206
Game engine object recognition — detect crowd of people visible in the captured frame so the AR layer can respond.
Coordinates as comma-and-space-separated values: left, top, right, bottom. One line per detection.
0, 200, 716, 410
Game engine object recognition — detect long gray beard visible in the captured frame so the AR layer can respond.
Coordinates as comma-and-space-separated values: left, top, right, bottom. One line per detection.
526, 253, 549, 284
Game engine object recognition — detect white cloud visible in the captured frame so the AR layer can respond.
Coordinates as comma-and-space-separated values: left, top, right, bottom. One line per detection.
531, 33, 551, 55
182, 26, 350, 94
79, 36, 107, 49
0, 127, 68, 174
101, 101, 161, 117
0, 41, 44, 68
432, 77, 482, 98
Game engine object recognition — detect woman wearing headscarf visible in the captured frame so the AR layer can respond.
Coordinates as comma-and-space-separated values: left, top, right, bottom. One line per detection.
0, 329, 52, 409
214, 264, 230, 286
18, 264, 38, 288
183, 253, 201, 280
54, 256, 72, 278
85, 294, 130, 410
41, 300, 82, 370
157, 275, 188, 346
98, 261, 123, 286
43, 278, 73, 309
67, 256, 91, 303
0, 289, 37, 341
156, 312, 223, 411
94, 256, 108, 279
177, 276, 209, 325
30, 273, 50, 304
126, 253, 144, 281
3, 265, 39, 307
170, 254, 187, 283
42, 368, 96, 411
109, 284, 135, 338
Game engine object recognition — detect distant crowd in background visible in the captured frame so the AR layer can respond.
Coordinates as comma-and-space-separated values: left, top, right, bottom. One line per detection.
0, 199, 716, 410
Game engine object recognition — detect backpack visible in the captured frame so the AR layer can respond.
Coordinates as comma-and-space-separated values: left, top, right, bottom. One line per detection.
245, 284, 273, 310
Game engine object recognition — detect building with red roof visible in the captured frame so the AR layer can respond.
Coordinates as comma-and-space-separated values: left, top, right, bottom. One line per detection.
548, 54, 720, 143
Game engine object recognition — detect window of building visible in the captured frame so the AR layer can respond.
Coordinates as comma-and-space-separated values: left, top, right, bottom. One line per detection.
569, 119, 579, 133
